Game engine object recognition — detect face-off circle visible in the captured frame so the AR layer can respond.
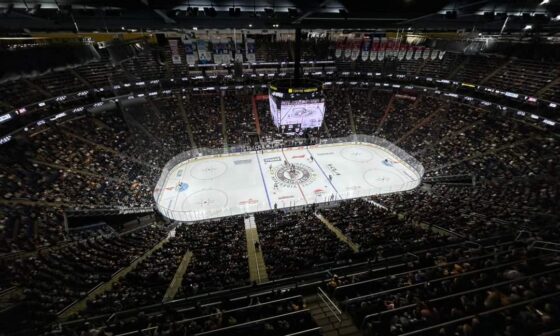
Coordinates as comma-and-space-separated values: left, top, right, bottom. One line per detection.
190, 161, 227, 180
363, 169, 406, 188
341, 147, 374, 162
272, 163, 317, 187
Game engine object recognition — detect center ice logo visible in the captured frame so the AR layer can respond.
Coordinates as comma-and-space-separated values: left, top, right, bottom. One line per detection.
272, 163, 318, 188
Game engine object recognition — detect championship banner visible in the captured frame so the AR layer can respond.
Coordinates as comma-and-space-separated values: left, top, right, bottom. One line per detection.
234, 41, 244, 62
398, 44, 407, 60
414, 46, 423, 60
377, 37, 386, 61
405, 45, 414, 60
222, 39, 232, 64
169, 39, 182, 64
183, 38, 197, 65
343, 38, 352, 59
370, 37, 379, 61
350, 38, 362, 61
430, 49, 439, 60
245, 38, 256, 63
438, 50, 446, 60
422, 47, 431, 60
390, 39, 399, 58
361, 37, 371, 62
386, 39, 396, 58
197, 40, 212, 64
212, 40, 223, 64
335, 37, 345, 59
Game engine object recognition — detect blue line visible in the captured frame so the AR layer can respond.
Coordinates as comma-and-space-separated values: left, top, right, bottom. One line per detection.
255, 151, 273, 210
306, 147, 342, 199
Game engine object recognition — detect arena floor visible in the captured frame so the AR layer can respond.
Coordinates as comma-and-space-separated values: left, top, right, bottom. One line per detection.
155, 142, 422, 221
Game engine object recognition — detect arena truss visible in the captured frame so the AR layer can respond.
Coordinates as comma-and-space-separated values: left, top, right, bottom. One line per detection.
153, 134, 424, 222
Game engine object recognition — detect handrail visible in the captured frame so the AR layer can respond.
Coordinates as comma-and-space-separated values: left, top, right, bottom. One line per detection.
334, 246, 517, 297
60, 238, 518, 328
174, 295, 303, 325
112, 295, 304, 336
318, 287, 342, 316
540, 327, 560, 336
284, 327, 322, 336
361, 267, 560, 328
530, 240, 560, 253
346, 255, 547, 305
399, 291, 560, 336
194, 309, 311, 336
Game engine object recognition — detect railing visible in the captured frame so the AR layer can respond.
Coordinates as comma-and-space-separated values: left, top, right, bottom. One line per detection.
153, 134, 424, 222
317, 287, 343, 324
398, 291, 560, 336
195, 309, 312, 336
60, 238, 515, 331
361, 267, 560, 330
530, 240, 560, 253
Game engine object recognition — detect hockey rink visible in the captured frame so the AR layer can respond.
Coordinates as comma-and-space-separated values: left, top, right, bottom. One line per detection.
154, 142, 423, 221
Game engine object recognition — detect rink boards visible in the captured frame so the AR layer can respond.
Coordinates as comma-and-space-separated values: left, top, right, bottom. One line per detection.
155, 142, 422, 221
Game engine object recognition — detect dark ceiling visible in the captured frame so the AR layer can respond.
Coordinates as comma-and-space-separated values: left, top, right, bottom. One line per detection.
0, 0, 558, 33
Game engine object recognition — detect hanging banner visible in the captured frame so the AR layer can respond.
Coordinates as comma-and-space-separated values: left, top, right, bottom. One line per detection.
385, 39, 397, 58
438, 50, 446, 60
405, 45, 414, 60
350, 38, 362, 61
212, 39, 221, 64
234, 41, 244, 62
398, 44, 407, 60
185, 40, 197, 65
430, 49, 439, 60
414, 46, 423, 60
169, 39, 182, 64
181, 34, 197, 65
377, 37, 387, 61
245, 38, 256, 63
370, 37, 379, 61
335, 37, 345, 59
197, 40, 212, 64
343, 38, 352, 59
361, 37, 371, 62
422, 47, 431, 60
222, 39, 232, 64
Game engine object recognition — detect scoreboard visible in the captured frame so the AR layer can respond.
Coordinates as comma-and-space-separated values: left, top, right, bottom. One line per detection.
269, 79, 325, 134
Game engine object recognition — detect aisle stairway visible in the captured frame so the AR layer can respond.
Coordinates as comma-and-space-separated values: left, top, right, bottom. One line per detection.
307, 294, 362, 336
59, 231, 171, 319
315, 213, 359, 253
244, 215, 269, 284
163, 250, 193, 302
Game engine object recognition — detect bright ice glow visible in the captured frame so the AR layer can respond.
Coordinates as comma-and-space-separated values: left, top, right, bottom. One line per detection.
154, 141, 423, 221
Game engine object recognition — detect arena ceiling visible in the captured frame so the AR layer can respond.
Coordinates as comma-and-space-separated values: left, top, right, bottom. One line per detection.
0, 0, 558, 32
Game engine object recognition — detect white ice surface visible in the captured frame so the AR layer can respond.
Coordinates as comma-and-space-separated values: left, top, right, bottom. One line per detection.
155, 142, 421, 221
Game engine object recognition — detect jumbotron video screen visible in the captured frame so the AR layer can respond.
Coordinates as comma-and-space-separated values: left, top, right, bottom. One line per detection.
269, 80, 325, 133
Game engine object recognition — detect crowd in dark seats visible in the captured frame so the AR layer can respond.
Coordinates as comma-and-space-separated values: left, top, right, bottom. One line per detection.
318, 199, 453, 255
0, 44, 559, 336
256, 210, 354, 278
84, 225, 188, 316
0, 205, 65, 254
179, 217, 249, 297
0, 224, 167, 333
355, 243, 560, 335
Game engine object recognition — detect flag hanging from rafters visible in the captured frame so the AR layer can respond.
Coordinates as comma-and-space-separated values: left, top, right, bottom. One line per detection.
335, 37, 345, 59
361, 36, 371, 62
370, 37, 379, 61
